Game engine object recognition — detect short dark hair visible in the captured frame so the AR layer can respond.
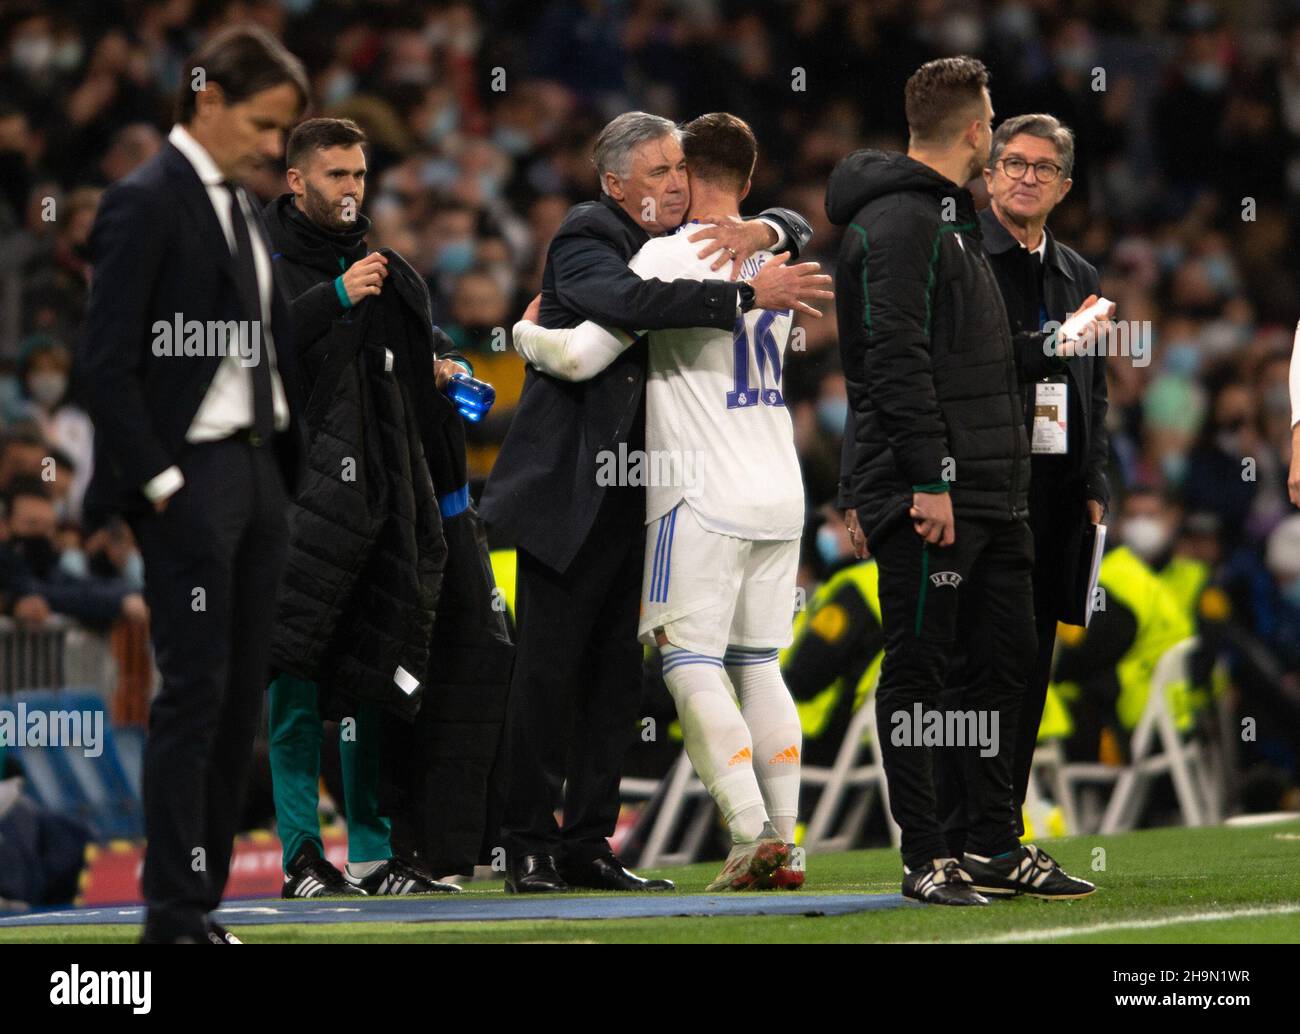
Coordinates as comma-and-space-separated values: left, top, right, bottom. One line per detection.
681, 112, 757, 191
286, 117, 368, 169
904, 56, 989, 145
175, 24, 309, 125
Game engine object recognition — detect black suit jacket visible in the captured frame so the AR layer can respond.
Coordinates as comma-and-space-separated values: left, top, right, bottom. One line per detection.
478, 196, 811, 573
979, 206, 1109, 510
76, 142, 305, 525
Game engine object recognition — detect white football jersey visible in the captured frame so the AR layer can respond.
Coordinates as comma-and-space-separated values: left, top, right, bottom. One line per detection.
628, 223, 804, 541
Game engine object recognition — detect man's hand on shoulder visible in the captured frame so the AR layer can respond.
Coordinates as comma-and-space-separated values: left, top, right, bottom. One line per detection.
689, 215, 776, 280
748, 253, 833, 318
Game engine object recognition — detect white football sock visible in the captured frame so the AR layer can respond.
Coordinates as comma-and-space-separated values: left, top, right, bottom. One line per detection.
346, 859, 387, 879
662, 647, 769, 842
724, 646, 802, 844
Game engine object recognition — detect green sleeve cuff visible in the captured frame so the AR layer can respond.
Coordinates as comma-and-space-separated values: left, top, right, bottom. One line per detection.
334, 275, 353, 310
911, 482, 950, 493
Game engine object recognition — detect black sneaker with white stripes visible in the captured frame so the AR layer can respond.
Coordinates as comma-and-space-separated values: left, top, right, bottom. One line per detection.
282, 842, 365, 899
901, 857, 989, 906
344, 856, 463, 895
962, 844, 1097, 899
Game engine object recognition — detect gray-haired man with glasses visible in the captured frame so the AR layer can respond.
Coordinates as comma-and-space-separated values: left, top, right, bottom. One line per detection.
937, 113, 1113, 859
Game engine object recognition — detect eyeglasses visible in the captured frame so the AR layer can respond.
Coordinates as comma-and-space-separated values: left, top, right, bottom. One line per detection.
996, 156, 1063, 184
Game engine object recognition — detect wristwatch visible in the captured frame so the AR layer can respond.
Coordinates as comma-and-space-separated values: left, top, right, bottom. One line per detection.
738, 280, 757, 313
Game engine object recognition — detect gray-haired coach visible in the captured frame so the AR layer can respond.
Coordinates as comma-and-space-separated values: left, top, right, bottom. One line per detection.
940, 113, 1114, 853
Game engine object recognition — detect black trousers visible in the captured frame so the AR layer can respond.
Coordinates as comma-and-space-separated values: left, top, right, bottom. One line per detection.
499, 487, 644, 865
130, 436, 288, 941
1015, 473, 1074, 824
869, 511, 1036, 869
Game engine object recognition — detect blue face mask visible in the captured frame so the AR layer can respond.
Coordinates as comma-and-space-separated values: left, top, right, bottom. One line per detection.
1201, 254, 1237, 294
1164, 343, 1201, 378
438, 239, 475, 276
478, 171, 503, 202
816, 398, 849, 436
816, 525, 843, 567
425, 105, 459, 146
59, 548, 88, 579
493, 126, 532, 156
123, 550, 144, 589
1161, 451, 1189, 487
1185, 60, 1226, 93
323, 70, 357, 107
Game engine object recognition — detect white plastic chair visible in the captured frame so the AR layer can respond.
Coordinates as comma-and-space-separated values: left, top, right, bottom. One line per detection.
1049, 637, 1222, 834
801, 675, 901, 853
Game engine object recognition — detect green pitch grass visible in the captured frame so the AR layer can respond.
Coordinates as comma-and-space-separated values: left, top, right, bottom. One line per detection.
5, 821, 1299, 944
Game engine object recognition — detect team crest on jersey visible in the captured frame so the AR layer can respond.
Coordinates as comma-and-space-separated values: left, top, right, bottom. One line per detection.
929, 571, 962, 589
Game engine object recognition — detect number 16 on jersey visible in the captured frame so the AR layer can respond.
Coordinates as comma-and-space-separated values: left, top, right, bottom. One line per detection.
726, 309, 787, 410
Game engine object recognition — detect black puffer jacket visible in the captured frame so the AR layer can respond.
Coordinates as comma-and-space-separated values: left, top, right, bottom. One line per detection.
826, 150, 1029, 541
265, 195, 446, 720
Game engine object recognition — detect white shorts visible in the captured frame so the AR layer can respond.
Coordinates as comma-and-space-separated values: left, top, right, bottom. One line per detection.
638, 503, 800, 657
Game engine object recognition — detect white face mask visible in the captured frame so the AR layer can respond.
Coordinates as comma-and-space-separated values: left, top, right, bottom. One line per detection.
1124, 515, 1170, 562
28, 371, 67, 407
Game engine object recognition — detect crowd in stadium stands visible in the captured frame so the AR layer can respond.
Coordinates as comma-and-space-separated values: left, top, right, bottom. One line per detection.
0, 0, 1298, 809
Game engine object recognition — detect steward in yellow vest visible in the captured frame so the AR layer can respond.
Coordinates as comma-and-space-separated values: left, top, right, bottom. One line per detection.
1051, 544, 1194, 760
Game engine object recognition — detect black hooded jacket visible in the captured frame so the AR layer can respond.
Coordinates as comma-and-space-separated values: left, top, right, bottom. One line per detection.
265, 193, 371, 393
826, 150, 1030, 542
264, 193, 445, 720
264, 194, 513, 870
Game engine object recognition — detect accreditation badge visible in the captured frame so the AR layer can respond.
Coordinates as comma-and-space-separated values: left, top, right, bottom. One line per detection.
1031, 377, 1069, 455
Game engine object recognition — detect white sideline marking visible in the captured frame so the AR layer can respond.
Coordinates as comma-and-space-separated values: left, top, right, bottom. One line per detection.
944, 903, 1300, 943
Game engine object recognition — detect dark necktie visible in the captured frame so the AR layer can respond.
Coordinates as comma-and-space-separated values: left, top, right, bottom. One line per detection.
223, 182, 274, 440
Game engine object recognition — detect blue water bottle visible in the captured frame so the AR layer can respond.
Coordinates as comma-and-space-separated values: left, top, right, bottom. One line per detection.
445, 371, 496, 422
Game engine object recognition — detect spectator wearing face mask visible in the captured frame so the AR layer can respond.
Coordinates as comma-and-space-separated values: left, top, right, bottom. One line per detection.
11, 341, 94, 521
0, 478, 146, 630
1050, 497, 1196, 762
1185, 378, 1290, 548
1121, 488, 1232, 711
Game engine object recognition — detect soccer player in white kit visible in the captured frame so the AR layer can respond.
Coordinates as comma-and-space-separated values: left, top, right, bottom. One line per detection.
513, 113, 826, 890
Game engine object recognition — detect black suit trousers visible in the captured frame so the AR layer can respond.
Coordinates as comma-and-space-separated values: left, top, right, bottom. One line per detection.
499, 486, 645, 864
130, 436, 288, 941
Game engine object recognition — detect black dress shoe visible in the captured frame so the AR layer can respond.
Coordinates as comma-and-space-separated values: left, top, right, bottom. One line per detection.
560, 855, 675, 892
505, 853, 568, 893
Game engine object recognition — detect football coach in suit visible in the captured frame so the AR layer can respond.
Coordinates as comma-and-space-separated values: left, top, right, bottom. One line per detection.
76, 25, 309, 944
480, 111, 827, 892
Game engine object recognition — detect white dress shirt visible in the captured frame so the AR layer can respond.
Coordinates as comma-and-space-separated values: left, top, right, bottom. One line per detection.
143, 125, 289, 503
